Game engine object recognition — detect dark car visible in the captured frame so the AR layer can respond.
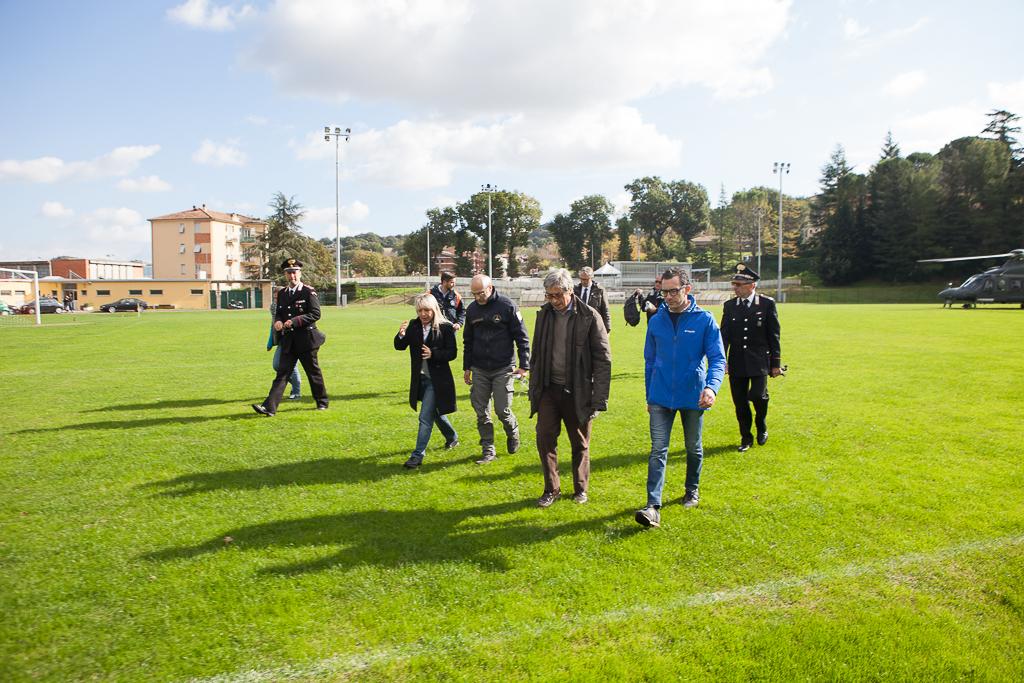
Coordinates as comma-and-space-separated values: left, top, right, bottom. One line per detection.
18, 297, 66, 314
99, 297, 150, 313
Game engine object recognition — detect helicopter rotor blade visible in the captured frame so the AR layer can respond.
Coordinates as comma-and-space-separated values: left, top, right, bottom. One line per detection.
917, 252, 1016, 263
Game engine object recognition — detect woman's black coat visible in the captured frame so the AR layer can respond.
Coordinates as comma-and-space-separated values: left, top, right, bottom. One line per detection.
393, 319, 458, 415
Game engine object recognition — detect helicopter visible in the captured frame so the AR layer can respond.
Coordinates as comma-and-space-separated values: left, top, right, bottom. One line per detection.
917, 249, 1024, 308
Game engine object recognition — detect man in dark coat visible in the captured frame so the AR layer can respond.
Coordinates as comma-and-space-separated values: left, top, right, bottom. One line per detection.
252, 258, 328, 416
394, 293, 459, 468
529, 269, 611, 507
719, 263, 782, 451
430, 271, 465, 329
463, 274, 531, 464
624, 275, 664, 326
573, 266, 611, 333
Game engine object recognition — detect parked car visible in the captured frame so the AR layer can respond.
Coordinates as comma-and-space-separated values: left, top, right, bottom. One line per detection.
18, 297, 66, 314
98, 297, 150, 313
0, 301, 12, 315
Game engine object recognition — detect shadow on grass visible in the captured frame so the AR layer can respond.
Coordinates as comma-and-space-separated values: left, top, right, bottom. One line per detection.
142, 451, 470, 496
13, 413, 254, 433
143, 500, 632, 573
457, 450, 646, 484
84, 398, 264, 412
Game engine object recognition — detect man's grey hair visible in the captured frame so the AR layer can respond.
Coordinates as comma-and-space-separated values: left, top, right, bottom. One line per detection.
543, 268, 573, 292
579, 266, 594, 277
661, 266, 690, 286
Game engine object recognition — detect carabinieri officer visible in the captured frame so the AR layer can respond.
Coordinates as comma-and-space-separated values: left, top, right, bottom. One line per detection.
253, 258, 329, 416
719, 264, 781, 451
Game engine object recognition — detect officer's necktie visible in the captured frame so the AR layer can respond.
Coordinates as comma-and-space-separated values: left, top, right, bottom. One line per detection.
582, 287, 589, 304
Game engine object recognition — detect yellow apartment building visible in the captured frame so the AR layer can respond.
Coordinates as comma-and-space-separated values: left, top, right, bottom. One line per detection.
149, 206, 267, 281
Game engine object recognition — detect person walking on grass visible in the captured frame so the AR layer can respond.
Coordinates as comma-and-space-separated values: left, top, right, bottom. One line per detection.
267, 287, 302, 401
635, 267, 725, 528
463, 274, 530, 464
394, 293, 459, 469
528, 269, 611, 508
252, 258, 328, 416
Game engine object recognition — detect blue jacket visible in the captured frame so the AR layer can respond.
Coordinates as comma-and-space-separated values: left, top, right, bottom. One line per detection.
644, 295, 726, 410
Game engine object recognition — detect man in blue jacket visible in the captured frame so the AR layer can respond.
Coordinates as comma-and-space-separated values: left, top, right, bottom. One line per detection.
635, 267, 726, 528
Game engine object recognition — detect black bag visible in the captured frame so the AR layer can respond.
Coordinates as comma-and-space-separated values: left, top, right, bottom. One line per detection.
623, 293, 641, 327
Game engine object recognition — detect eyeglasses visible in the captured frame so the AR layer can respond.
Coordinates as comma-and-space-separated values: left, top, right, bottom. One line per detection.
470, 289, 488, 297
660, 288, 683, 297
544, 291, 567, 300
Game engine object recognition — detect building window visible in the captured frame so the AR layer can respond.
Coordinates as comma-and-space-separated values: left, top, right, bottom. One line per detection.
194, 222, 201, 232
179, 223, 185, 233
0, 290, 10, 295
96, 289, 110, 296
129, 289, 142, 295
193, 245, 202, 253
190, 289, 203, 295
80, 290, 87, 295
149, 289, 163, 295
179, 244, 186, 254
181, 264, 187, 275
15, 289, 25, 295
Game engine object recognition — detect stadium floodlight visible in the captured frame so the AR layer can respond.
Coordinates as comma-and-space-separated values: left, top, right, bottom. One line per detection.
0, 267, 41, 325
481, 184, 498, 277
772, 162, 790, 301
325, 126, 351, 306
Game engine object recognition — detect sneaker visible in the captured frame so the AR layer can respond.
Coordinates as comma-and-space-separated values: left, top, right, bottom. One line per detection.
251, 403, 274, 417
635, 505, 660, 528
756, 431, 768, 446
444, 438, 460, 450
506, 430, 520, 455
572, 492, 588, 504
537, 490, 561, 508
682, 489, 700, 509
403, 455, 423, 469
475, 452, 497, 465
288, 393, 301, 400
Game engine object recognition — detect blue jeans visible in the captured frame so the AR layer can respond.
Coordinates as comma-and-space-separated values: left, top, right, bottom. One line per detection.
273, 345, 301, 396
646, 404, 704, 507
413, 375, 457, 458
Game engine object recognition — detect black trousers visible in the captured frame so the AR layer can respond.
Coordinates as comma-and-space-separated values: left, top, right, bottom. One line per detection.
264, 348, 328, 411
728, 374, 768, 441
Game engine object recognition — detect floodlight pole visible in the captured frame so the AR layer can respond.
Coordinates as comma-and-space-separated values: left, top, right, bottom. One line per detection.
481, 183, 497, 277
755, 206, 764, 276
324, 126, 351, 306
772, 162, 790, 301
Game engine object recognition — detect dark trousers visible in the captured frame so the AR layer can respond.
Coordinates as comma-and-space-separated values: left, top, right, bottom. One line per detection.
535, 386, 593, 495
264, 348, 328, 411
728, 374, 768, 441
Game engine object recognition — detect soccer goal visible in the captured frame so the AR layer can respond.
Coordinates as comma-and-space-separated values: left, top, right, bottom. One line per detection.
0, 267, 42, 325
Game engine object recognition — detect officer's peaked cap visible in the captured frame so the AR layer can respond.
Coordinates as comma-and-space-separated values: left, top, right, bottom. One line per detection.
731, 263, 759, 282
281, 258, 303, 271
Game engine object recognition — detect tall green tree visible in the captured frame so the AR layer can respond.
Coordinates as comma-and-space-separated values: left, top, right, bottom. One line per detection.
616, 215, 634, 261
666, 180, 711, 257
453, 228, 478, 276
570, 195, 614, 268
624, 176, 673, 258
263, 192, 334, 289
547, 212, 587, 272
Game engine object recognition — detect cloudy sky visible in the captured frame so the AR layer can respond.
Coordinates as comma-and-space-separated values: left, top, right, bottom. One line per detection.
1, 0, 1022, 261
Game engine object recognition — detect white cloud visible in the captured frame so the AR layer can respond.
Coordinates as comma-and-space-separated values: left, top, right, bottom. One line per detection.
883, 70, 927, 97
896, 105, 988, 153
988, 80, 1024, 115
294, 106, 681, 189
843, 18, 868, 40
245, 114, 269, 126
248, 0, 790, 112
0, 145, 160, 183
845, 17, 929, 58
303, 201, 371, 238
193, 139, 247, 166
41, 201, 74, 218
117, 175, 172, 192
167, 0, 254, 31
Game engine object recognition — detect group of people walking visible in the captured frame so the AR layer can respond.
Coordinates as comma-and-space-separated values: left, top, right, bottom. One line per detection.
252, 258, 781, 529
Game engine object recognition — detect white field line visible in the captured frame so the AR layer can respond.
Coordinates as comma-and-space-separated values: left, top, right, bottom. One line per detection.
190, 533, 1024, 683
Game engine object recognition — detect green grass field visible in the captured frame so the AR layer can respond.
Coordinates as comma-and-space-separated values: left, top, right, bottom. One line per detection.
2, 304, 1023, 681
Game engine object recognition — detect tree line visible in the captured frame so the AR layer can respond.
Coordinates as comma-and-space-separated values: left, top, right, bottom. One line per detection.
253, 109, 1022, 285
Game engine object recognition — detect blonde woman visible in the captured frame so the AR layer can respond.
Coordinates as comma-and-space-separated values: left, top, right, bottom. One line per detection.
394, 293, 459, 468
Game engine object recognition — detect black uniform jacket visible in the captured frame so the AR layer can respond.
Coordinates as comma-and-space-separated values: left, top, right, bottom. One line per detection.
462, 289, 530, 372
394, 319, 458, 415
573, 281, 611, 332
275, 285, 325, 354
719, 293, 781, 377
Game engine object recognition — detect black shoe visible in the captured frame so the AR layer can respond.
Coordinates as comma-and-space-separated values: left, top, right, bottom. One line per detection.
635, 505, 660, 528
506, 431, 520, 455
444, 438, 460, 450
737, 440, 753, 452
251, 404, 274, 417
475, 452, 497, 465
315, 403, 328, 411
403, 455, 423, 469
757, 431, 768, 446
537, 490, 560, 508
682, 489, 700, 509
